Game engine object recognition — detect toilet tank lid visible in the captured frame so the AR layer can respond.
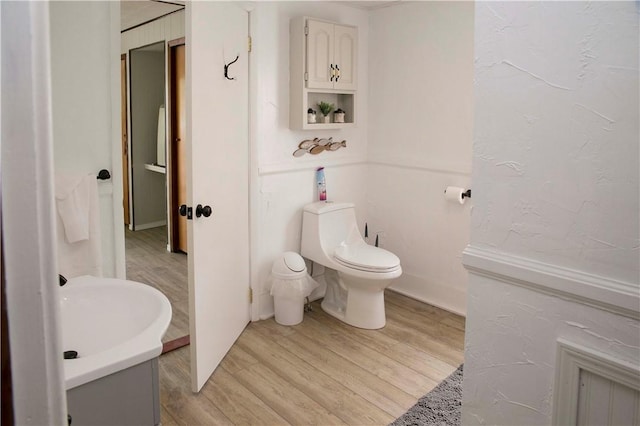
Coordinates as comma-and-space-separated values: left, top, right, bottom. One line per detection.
303, 201, 354, 215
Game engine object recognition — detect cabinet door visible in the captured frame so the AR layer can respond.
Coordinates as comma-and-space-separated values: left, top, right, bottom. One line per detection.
334, 24, 357, 90
306, 19, 334, 89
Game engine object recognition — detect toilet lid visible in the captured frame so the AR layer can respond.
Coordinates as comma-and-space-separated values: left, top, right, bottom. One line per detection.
334, 243, 400, 272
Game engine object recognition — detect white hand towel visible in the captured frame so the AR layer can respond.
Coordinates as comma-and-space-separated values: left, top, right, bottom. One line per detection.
55, 173, 103, 278
157, 105, 166, 167
55, 174, 93, 243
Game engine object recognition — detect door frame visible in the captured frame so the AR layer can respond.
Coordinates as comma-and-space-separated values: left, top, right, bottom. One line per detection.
247, 10, 260, 322
120, 53, 131, 227
167, 37, 186, 253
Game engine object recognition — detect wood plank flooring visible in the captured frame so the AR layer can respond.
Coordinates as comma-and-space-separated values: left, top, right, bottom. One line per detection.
124, 226, 189, 342
158, 291, 465, 426
125, 225, 466, 425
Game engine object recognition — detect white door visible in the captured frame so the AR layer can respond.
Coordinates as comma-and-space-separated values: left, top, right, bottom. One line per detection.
186, 2, 250, 392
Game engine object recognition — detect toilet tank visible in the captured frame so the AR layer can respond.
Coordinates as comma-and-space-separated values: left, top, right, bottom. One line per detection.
301, 202, 361, 264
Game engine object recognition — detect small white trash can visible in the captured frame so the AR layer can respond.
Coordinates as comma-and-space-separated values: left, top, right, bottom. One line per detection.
270, 252, 318, 326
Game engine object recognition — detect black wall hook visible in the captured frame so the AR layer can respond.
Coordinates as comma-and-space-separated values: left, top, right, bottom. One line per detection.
224, 55, 239, 80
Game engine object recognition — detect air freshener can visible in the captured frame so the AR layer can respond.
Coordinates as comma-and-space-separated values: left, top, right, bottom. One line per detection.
316, 167, 327, 201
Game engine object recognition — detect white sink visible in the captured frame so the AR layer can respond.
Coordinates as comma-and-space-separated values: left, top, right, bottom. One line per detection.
60, 275, 172, 390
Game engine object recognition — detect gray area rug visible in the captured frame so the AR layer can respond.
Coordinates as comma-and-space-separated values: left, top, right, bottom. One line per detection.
390, 364, 463, 426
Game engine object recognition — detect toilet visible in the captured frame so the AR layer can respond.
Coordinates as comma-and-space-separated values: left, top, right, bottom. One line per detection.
301, 201, 402, 329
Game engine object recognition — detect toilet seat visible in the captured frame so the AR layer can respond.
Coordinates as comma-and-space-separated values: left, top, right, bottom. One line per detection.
334, 243, 400, 273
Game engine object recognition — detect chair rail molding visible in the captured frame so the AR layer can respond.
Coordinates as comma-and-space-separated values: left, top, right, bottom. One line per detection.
462, 245, 640, 320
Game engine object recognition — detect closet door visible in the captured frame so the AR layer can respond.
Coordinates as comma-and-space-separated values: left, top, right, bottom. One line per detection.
333, 24, 357, 91
306, 19, 334, 89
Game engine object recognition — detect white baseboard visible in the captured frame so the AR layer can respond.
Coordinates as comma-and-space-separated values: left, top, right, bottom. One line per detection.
258, 272, 467, 320
389, 272, 467, 317
133, 220, 167, 231
463, 245, 640, 320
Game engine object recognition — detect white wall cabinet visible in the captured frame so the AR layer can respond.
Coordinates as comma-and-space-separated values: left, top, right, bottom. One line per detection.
306, 19, 357, 90
290, 16, 357, 130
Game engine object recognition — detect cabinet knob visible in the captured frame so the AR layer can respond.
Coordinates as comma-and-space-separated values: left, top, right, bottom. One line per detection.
330, 64, 335, 81
335, 65, 340, 82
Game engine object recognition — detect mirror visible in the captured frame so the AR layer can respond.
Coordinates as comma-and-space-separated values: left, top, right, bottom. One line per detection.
128, 41, 167, 229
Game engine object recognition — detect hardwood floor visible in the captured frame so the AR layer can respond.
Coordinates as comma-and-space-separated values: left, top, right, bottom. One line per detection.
124, 226, 466, 424
158, 291, 465, 426
125, 226, 189, 342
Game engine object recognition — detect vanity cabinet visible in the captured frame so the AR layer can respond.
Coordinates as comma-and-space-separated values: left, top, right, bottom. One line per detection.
67, 359, 160, 426
290, 17, 357, 130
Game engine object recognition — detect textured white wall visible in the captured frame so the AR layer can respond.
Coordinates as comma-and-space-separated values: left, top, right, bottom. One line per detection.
463, 2, 640, 424
367, 2, 475, 315
252, 2, 370, 318
470, 1, 639, 284
464, 275, 640, 425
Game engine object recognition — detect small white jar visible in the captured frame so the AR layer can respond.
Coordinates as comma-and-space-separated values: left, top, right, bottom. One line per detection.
307, 109, 316, 124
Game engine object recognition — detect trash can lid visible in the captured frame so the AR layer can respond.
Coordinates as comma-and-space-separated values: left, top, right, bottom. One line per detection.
271, 252, 307, 278
283, 252, 306, 272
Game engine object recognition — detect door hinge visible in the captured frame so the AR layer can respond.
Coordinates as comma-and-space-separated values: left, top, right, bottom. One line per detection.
304, 72, 308, 81
248, 36, 252, 53
304, 25, 309, 36
249, 288, 253, 304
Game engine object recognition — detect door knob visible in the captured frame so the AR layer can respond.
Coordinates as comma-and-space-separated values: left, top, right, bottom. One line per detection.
195, 204, 212, 218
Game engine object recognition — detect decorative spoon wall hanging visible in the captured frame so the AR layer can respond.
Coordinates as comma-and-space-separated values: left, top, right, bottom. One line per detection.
292, 138, 347, 157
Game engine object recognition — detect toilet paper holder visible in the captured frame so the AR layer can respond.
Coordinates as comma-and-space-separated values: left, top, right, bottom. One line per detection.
444, 188, 471, 199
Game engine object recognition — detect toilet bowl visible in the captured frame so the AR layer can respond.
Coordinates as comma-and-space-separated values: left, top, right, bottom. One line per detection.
300, 201, 402, 329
